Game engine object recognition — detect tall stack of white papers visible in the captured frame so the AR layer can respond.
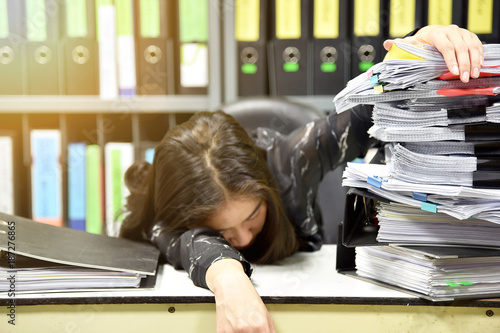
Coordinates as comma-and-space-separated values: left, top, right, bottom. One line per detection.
336, 41, 500, 300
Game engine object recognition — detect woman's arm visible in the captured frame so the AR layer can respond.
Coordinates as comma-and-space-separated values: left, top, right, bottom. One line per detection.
206, 259, 275, 332
151, 227, 274, 332
150, 225, 252, 289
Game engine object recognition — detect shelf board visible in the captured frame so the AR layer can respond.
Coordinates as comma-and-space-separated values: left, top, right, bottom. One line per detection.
285, 96, 335, 112
0, 95, 213, 113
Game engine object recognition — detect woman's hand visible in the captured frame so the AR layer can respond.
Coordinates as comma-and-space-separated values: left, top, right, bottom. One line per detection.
383, 25, 484, 83
206, 259, 275, 333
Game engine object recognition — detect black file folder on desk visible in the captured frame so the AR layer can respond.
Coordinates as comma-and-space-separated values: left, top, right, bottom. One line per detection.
25, 0, 62, 95
135, 0, 173, 95
0, 212, 160, 293
311, 0, 349, 95
336, 188, 395, 294
235, 0, 269, 96
269, 0, 310, 96
0, 0, 26, 95
338, 188, 388, 249
61, 0, 99, 95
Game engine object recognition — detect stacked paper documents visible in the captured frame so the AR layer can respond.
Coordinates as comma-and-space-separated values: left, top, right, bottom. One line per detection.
372, 97, 500, 128
0, 212, 159, 294
336, 41, 500, 301
375, 202, 500, 246
342, 163, 500, 224
333, 42, 500, 114
356, 245, 500, 300
0, 254, 145, 292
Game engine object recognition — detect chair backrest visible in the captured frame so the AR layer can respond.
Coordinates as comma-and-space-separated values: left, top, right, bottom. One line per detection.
220, 96, 325, 134
221, 96, 343, 244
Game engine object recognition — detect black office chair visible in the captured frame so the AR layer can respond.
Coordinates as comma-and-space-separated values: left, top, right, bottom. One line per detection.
221, 96, 325, 135
220, 96, 348, 244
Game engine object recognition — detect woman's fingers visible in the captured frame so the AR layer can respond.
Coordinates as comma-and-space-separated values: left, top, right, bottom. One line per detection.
409, 25, 484, 82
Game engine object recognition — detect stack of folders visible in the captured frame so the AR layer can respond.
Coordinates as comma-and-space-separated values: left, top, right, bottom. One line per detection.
334, 41, 500, 301
0, 212, 159, 294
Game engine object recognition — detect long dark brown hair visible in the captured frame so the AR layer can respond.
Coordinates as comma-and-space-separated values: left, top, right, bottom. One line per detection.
120, 111, 300, 264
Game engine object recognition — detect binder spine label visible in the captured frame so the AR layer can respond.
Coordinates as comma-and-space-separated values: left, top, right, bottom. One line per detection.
179, 0, 208, 42
116, 0, 134, 36
276, 0, 301, 39
354, 0, 380, 37
140, 0, 161, 38
427, 0, 452, 26
313, 0, 339, 39
389, 0, 416, 38
26, 0, 48, 42
235, 0, 260, 42
66, 0, 88, 38
467, 0, 494, 34
0, 0, 8, 39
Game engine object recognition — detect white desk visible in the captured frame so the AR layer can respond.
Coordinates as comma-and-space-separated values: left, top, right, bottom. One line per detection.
1, 245, 500, 332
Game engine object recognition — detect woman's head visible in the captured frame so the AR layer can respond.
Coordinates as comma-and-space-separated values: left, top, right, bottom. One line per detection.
120, 111, 299, 264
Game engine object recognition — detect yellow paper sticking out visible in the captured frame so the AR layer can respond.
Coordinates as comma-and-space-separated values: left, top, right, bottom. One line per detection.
373, 85, 384, 94
383, 43, 426, 62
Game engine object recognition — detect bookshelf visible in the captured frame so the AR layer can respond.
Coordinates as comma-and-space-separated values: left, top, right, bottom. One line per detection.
0, 95, 219, 113
221, 1, 337, 113
0, 0, 223, 223
1, 1, 337, 225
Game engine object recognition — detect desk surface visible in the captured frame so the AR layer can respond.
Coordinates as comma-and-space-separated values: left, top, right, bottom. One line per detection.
2, 245, 500, 307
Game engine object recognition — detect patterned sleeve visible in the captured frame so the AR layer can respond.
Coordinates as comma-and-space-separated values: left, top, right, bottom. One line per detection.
149, 224, 253, 289
255, 105, 376, 247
